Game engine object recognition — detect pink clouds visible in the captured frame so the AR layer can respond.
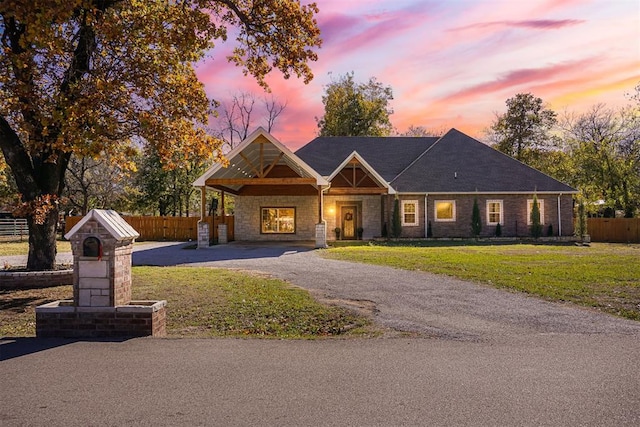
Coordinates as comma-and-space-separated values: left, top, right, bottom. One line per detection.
449, 19, 585, 32
195, 0, 640, 147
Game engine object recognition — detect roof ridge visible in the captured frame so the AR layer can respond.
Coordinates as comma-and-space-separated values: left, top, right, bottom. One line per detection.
390, 130, 452, 184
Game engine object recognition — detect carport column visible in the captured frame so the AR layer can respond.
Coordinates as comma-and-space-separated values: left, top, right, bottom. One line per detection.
197, 221, 209, 248
198, 187, 209, 248
315, 186, 327, 248
218, 189, 227, 244
315, 222, 327, 248
218, 224, 228, 244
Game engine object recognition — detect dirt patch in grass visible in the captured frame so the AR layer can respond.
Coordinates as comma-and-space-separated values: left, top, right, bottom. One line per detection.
0, 285, 72, 337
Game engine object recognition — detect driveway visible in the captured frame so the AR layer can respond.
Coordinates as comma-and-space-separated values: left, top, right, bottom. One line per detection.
132, 241, 640, 343
2, 241, 639, 426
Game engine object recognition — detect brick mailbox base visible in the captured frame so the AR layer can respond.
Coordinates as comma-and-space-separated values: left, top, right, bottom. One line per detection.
36, 300, 167, 338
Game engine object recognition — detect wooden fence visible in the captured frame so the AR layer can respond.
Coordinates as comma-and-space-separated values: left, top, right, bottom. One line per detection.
587, 218, 640, 243
0, 218, 28, 236
65, 215, 234, 242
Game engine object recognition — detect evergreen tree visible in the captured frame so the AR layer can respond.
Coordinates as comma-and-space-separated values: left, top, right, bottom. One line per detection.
471, 198, 482, 237
391, 198, 402, 238
530, 195, 543, 238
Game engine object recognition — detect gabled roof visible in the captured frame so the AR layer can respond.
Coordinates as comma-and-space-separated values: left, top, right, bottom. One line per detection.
193, 127, 328, 190
391, 128, 577, 193
64, 209, 139, 241
295, 136, 438, 181
328, 151, 396, 194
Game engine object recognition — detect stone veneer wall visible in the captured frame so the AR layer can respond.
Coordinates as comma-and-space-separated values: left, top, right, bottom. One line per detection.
234, 195, 318, 241
324, 195, 382, 240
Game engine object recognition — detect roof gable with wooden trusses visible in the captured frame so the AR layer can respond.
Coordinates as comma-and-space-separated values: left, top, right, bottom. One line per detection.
193, 128, 328, 195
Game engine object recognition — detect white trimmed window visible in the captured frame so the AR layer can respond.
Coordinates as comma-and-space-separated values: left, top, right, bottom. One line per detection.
401, 200, 419, 226
527, 199, 545, 225
261, 207, 295, 233
486, 200, 503, 225
435, 200, 456, 222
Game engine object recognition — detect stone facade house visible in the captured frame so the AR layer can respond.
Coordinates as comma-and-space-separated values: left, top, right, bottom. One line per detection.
194, 127, 577, 246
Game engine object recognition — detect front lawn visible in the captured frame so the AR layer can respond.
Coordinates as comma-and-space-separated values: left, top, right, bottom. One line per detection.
0, 267, 373, 338
0, 240, 71, 257
323, 242, 640, 320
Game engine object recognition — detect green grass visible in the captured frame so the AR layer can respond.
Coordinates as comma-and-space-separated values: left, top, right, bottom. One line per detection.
1, 267, 373, 338
323, 241, 640, 321
0, 240, 71, 257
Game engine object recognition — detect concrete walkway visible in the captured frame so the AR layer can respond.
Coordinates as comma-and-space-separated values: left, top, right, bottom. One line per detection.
2, 241, 639, 426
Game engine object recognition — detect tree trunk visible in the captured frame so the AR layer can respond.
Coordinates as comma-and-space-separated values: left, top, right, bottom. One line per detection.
26, 206, 59, 271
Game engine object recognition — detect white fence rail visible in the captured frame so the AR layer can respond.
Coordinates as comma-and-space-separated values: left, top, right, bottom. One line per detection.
0, 218, 28, 237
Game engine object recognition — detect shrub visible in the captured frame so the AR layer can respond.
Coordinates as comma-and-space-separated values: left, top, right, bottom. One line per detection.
547, 224, 553, 237
391, 198, 402, 238
530, 195, 543, 238
471, 198, 481, 237
495, 223, 502, 237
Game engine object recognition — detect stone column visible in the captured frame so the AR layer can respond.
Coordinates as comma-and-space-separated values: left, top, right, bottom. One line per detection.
197, 221, 209, 248
315, 222, 327, 248
218, 224, 228, 244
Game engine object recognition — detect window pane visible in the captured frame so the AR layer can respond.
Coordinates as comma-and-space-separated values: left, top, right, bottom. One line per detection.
262, 209, 277, 233
278, 208, 295, 233
262, 208, 295, 233
436, 202, 453, 220
488, 202, 501, 224
402, 201, 418, 226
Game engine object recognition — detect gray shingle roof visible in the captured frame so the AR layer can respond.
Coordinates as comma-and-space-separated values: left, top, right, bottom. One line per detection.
294, 129, 576, 194
295, 136, 438, 181
391, 129, 576, 193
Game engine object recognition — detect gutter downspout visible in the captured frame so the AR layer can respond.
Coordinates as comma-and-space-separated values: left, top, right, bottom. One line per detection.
557, 194, 562, 237
425, 194, 429, 238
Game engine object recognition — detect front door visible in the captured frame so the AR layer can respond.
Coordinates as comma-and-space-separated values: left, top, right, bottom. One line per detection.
341, 206, 358, 240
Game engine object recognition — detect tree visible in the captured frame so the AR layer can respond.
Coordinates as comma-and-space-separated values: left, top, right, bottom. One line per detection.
135, 146, 209, 217
561, 104, 640, 217
0, 1, 321, 270
64, 153, 133, 216
0, 155, 18, 211
210, 92, 287, 151
489, 93, 557, 163
530, 194, 543, 238
399, 125, 445, 137
316, 72, 393, 136
471, 198, 481, 238
391, 198, 402, 238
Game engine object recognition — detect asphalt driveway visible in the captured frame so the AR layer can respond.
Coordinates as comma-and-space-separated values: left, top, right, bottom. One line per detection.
2, 241, 639, 426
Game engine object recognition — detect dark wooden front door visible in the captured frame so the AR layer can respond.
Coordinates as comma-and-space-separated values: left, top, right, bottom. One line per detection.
341, 205, 357, 240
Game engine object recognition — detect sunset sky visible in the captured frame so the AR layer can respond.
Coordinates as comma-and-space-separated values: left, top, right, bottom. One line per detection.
196, 0, 640, 150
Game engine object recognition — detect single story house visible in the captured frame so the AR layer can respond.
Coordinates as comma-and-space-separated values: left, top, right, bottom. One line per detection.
193, 127, 577, 246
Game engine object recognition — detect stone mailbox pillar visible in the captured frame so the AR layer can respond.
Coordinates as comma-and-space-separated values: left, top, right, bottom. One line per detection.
36, 209, 167, 338
66, 210, 138, 307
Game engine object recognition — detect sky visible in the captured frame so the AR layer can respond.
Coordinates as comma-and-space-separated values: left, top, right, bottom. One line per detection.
195, 0, 640, 150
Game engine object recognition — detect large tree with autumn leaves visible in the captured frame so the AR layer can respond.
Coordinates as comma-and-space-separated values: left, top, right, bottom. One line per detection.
0, 0, 321, 270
